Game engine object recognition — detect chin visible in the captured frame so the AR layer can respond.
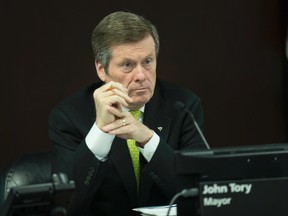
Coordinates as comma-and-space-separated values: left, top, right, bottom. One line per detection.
130, 97, 151, 109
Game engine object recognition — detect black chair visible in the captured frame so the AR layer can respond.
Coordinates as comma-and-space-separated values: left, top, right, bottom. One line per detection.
0, 151, 54, 210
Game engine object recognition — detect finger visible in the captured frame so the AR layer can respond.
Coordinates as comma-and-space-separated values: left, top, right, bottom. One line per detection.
108, 123, 153, 144
106, 94, 130, 108
102, 124, 133, 137
103, 88, 132, 104
102, 83, 132, 104
110, 88, 133, 103
106, 106, 129, 118
104, 123, 141, 140
101, 119, 127, 133
105, 81, 128, 93
97, 90, 130, 107
101, 115, 135, 132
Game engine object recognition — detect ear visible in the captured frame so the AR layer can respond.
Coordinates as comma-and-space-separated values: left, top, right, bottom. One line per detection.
95, 61, 106, 82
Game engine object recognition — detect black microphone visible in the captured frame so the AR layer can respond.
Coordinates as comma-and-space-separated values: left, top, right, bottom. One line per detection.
175, 101, 210, 149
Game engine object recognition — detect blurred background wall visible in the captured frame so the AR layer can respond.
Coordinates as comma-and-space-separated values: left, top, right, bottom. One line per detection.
0, 0, 287, 169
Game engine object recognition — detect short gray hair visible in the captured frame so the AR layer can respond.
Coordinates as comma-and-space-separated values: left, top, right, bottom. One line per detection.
91, 11, 160, 71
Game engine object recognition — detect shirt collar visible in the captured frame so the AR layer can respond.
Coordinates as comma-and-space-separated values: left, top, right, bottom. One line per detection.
122, 105, 145, 113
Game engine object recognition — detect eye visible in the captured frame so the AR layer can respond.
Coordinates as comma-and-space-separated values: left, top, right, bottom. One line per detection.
142, 58, 153, 69
143, 58, 152, 65
122, 61, 134, 71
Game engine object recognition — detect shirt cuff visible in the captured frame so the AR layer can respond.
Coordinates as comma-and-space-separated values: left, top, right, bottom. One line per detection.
138, 131, 160, 162
85, 123, 115, 161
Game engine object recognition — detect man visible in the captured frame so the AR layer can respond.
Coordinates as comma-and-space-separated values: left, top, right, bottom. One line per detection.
49, 11, 207, 216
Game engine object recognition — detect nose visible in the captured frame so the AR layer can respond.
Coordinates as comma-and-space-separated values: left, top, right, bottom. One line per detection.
134, 65, 146, 82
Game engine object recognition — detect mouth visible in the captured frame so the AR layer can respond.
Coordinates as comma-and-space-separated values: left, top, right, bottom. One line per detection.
131, 88, 148, 93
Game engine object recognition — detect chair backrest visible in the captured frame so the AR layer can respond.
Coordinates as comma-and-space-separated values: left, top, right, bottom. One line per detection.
0, 151, 54, 209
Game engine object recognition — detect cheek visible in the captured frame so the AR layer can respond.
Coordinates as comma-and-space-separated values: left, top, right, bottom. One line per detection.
108, 72, 129, 85
147, 71, 156, 86
121, 77, 134, 89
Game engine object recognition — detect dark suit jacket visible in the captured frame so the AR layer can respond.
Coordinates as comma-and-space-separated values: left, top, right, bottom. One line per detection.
49, 78, 206, 216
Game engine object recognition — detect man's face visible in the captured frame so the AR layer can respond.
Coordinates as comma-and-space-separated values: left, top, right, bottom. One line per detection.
96, 35, 157, 110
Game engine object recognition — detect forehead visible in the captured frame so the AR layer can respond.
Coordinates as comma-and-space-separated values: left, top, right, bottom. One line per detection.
110, 36, 156, 61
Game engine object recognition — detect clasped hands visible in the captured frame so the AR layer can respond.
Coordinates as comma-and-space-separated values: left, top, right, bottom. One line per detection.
93, 81, 153, 147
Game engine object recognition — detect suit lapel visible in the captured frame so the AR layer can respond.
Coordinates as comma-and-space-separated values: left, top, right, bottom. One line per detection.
139, 85, 172, 205
110, 137, 138, 206
99, 81, 173, 206
89, 83, 139, 205
144, 84, 172, 145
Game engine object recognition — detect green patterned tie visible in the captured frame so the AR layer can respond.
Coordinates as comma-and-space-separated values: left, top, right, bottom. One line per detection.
127, 110, 141, 190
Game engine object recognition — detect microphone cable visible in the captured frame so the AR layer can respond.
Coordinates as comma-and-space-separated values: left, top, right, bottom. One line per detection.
166, 188, 199, 216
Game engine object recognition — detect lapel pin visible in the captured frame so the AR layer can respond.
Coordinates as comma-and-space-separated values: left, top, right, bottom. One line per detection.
157, 127, 163, 131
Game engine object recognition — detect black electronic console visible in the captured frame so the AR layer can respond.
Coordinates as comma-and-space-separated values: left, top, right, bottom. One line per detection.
0, 173, 75, 216
175, 143, 288, 216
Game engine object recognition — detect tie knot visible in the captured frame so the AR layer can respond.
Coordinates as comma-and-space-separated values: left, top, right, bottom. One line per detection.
129, 110, 141, 121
